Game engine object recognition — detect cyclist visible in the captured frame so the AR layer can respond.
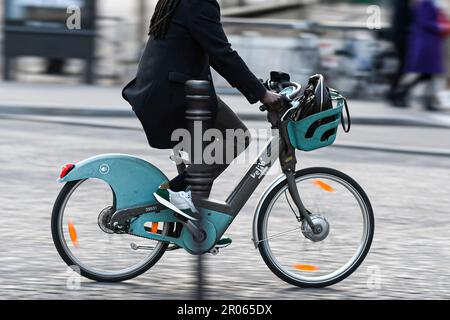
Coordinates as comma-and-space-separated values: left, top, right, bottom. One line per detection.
122, 0, 281, 245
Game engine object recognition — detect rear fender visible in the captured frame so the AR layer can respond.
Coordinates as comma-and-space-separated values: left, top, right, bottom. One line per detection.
59, 154, 168, 210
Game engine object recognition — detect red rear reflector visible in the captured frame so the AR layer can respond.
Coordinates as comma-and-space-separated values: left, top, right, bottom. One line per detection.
60, 164, 75, 179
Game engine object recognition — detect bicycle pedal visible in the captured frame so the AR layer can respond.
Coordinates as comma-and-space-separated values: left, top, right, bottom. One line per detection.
215, 242, 232, 249
208, 242, 231, 255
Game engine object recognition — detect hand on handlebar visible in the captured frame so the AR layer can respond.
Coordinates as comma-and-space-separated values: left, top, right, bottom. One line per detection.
260, 91, 282, 112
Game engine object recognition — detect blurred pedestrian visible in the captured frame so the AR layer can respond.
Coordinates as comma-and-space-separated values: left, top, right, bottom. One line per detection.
388, 0, 412, 105
438, 0, 450, 88
395, 0, 445, 110
432, 0, 450, 108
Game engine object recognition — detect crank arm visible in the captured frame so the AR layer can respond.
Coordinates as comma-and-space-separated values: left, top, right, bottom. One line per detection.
152, 195, 205, 242
178, 217, 206, 242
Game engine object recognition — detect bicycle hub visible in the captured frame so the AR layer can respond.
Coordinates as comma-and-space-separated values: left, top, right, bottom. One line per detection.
301, 214, 330, 242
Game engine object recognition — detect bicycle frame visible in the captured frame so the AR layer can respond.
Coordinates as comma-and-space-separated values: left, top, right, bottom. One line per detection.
101, 131, 281, 254
109, 120, 312, 254
53, 73, 374, 286
58, 99, 313, 254
194, 131, 280, 217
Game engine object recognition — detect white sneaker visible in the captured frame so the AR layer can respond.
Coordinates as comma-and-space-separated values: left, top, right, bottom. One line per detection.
154, 188, 199, 221
169, 190, 198, 212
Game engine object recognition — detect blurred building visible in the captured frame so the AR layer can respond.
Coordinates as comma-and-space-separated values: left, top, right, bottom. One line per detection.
2, 0, 97, 82
0, 0, 391, 98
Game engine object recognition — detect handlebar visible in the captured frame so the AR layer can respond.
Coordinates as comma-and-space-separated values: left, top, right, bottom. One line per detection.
259, 80, 302, 112
280, 81, 302, 101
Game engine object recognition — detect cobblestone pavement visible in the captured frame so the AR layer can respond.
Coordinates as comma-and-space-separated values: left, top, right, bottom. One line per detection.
1, 116, 450, 300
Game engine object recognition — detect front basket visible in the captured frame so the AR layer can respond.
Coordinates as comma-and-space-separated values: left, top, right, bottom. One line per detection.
287, 92, 345, 152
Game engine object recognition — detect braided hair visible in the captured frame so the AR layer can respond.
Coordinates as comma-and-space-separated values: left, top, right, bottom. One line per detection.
148, 0, 181, 39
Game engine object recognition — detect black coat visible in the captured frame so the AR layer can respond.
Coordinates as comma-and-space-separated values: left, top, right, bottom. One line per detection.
122, 0, 266, 149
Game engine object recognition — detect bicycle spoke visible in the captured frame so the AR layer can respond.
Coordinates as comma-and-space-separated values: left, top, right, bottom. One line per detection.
257, 226, 302, 244
258, 171, 373, 287
56, 179, 169, 278
284, 191, 301, 221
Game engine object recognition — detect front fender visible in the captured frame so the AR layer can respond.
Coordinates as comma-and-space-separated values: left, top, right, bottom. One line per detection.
59, 154, 168, 210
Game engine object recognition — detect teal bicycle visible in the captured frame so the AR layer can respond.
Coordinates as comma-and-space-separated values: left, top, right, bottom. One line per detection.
51, 72, 374, 288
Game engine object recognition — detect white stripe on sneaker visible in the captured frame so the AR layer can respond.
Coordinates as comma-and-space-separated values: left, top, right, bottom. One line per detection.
168, 190, 198, 213
153, 193, 198, 221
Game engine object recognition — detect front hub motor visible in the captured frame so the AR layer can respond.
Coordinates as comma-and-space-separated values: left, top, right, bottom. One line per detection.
301, 214, 330, 242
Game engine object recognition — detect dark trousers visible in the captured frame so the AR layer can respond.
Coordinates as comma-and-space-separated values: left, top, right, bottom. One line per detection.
169, 97, 251, 192
402, 73, 433, 94
390, 41, 407, 95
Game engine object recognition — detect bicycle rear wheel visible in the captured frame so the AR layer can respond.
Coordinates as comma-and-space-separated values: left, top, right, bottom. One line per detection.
51, 179, 172, 282
256, 168, 374, 288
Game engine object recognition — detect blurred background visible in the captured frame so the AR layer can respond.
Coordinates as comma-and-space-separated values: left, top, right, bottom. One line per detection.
2, 0, 450, 106
1, 0, 450, 299
0, 0, 395, 95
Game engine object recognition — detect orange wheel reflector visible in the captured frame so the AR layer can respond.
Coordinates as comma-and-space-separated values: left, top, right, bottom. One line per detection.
68, 218, 79, 247
151, 222, 159, 234
312, 179, 336, 193
294, 264, 319, 271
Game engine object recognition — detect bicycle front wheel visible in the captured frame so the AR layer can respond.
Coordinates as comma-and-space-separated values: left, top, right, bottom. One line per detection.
256, 168, 374, 288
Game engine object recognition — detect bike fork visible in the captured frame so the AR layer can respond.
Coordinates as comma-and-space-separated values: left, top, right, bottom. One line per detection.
284, 170, 319, 232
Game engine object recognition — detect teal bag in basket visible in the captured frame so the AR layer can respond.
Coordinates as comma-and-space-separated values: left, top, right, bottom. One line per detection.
287, 89, 350, 152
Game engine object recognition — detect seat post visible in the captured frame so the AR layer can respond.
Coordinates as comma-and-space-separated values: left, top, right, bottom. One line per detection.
184, 80, 215, 201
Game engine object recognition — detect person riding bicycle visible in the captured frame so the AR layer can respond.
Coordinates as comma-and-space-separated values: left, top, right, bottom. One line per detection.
122, 0, 281, 245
